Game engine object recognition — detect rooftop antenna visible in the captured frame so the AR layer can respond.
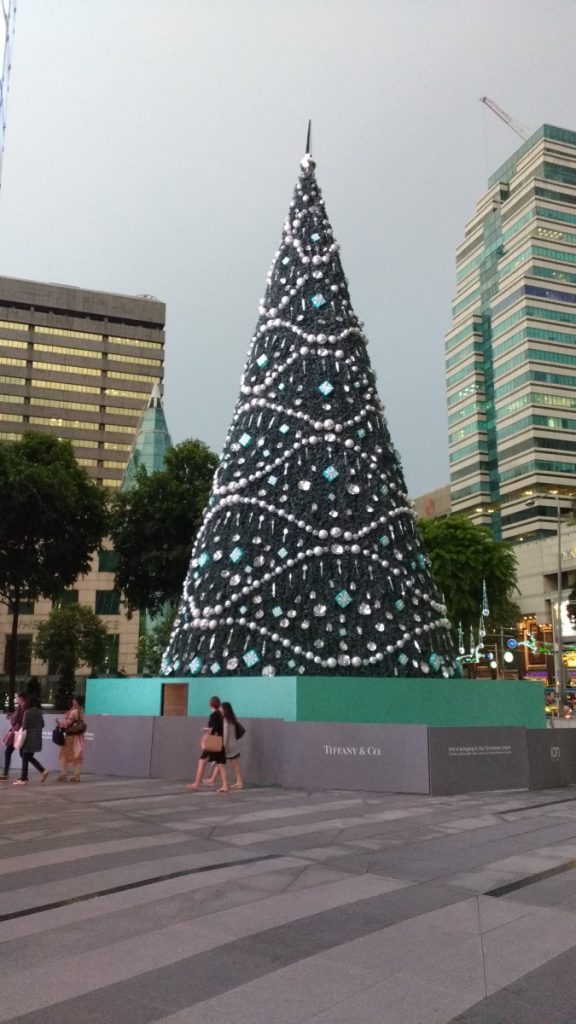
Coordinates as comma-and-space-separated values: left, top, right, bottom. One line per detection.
305, 119, 312, 155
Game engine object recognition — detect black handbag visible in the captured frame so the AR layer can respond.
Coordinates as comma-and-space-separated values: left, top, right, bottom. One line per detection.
52, 727, 66, 747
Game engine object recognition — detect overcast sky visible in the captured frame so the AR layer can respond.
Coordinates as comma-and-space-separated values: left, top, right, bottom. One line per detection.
1, 0, 575, 495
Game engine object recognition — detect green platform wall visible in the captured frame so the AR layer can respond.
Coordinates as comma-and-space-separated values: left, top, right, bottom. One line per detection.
85, 677, 162, 716
296, 676, 544, 728
86, 675, 545, 728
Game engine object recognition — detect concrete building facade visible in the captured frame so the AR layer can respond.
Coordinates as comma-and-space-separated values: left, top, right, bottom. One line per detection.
0, 275, 165, 487
0, 276, 167, 688
446, 125, 576, 544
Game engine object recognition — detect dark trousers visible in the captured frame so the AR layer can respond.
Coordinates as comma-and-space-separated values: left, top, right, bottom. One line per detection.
20, 751, 45, 781
3, 743, 14, 776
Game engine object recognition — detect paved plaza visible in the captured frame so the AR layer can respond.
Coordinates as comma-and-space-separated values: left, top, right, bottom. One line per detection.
2, 778, 576, 1022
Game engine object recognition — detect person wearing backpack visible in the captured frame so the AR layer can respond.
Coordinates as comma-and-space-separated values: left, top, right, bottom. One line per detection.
55, 695, 86, 783
205, 701, 245, 790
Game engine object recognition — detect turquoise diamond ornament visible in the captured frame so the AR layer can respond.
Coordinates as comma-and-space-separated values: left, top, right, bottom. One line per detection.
243, 649, 260, 668
190, 656, 203, 675
322, 466, 339, 482
318, 380, 334, 396
230, 546, 244, 563
335, 589, 352, 608
239, 432, 252, 447
310, 293, 326, 309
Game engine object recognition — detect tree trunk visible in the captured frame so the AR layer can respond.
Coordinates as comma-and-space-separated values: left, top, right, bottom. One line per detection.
8, 590, 20, 712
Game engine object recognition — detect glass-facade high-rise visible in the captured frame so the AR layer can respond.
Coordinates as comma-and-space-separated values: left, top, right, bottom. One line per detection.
446, 125, 576, 542
0, 276, 165, 488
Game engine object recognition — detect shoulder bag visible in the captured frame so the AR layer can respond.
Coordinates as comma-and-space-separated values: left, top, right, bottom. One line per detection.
13, 728, 25, 750
201, 733, 223, 753
66, 720, 87, 736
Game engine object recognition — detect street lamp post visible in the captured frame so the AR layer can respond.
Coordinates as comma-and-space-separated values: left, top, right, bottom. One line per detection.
553, 495, 565, 714
524, 495, 566, 714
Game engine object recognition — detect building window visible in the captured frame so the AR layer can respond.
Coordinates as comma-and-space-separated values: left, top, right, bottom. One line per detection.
31, 379, 101, 394
107, 335, 163, 350
3, 635, 32, 675
32, 360, 102, 376
98, 550, 119, 573
34, 326, 102, 341
0, 319, 28, 331
8, 596, 35, 615
0, 338, 27, 350
107, 353, 162, 367
95, 590, 120, 614
52, 590, 79, 608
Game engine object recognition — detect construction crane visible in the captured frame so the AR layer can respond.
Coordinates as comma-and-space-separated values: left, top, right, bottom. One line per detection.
480, 96, 531, 142
0, 0, 17, 189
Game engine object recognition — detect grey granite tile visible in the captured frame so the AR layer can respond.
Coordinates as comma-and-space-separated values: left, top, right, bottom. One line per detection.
305, 938, 486, 1024
4, 993, 162, 1024
482, 905, 576, 994
449, 989, 567, 1024
502, 865, 576, 907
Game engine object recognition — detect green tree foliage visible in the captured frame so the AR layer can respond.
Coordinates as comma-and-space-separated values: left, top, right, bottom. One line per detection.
34, 603, 109, 710
419, 515, 520, 635
109, 439, 218, 614
0, 433, 108, 707
138, 606, 177, 676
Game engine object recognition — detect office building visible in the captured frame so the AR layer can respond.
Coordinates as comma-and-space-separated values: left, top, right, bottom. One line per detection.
0, 276, 166, 684
0, 275, 165, 487
446, 125, 576, 543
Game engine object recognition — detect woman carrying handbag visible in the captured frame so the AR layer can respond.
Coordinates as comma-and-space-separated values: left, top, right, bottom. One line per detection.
55, 696, 86, 783
186, 696, 228, 793
13, 695, 49, 786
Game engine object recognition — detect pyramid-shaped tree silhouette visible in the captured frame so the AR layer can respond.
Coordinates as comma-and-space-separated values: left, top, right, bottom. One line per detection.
162, 145, 457, 679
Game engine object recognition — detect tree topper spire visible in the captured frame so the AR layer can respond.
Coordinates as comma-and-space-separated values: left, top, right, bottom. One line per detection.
301, 120, 315, 172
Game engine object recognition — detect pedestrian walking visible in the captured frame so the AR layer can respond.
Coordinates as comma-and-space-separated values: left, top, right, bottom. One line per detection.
0, 692, 26, 781
186, 696, 228, 793
55, 696, 86, 782
13, 695, 49, 786
204, 701, 245, 790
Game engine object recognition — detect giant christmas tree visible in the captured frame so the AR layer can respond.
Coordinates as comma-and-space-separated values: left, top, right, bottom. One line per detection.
162, 144, 457, 679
